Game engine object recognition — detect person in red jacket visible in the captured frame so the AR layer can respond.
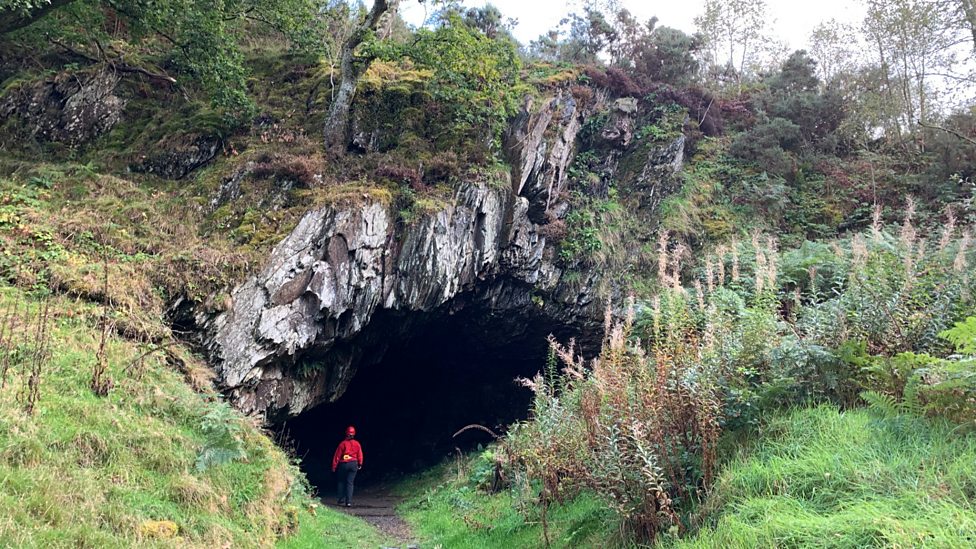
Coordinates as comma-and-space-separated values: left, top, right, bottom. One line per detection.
332, 425, 363, 507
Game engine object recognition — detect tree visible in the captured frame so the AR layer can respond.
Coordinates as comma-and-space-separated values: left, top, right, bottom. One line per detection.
957, 0, 976, 49
1, 0, 324, 120
322, 0, 400, 154
862, 0, 970, 143
808, 19, 861, 87
0, 0, 75, 35
693, 0, 772, 91
559, 6, 618, 63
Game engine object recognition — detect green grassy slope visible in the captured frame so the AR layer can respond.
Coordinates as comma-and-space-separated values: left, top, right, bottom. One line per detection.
0, 286, 387, 547
394, 456, 618, 549
671, 406, 976, 548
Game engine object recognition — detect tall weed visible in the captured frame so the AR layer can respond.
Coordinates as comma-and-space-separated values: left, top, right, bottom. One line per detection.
504, 205, 975, 544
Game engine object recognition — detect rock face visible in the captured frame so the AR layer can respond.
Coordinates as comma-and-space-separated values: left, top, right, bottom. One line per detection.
0, 68, 124, 145
504, 90, 583, 224
195, 181, 605, 417
132, 133, 222, 180
193, 89, 688, 419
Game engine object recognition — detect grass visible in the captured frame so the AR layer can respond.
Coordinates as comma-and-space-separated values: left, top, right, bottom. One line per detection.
277, 503, 391, 549
394, 407, 976, 549
0, 285, 386, 547
669, 406, 976, 548
395, 455, 619, 549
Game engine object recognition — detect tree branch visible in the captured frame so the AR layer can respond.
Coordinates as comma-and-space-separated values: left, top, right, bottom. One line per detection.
49, 38, 178, 85
0, 0, 77, 36
917, 119, 976, 146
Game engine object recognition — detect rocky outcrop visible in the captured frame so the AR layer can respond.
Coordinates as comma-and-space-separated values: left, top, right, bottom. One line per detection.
193, 181, 602, 418
191, 89, 688, 419
132, 133, 222, 179
504, 90, 588, 223
0, 67, 124, 145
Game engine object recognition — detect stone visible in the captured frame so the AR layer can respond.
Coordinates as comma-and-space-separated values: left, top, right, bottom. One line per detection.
186, 89, 689, 420
133, 133, 222, 180
193, 181, 601, 418
504, 90, 590, 224
0, 67, 125, 145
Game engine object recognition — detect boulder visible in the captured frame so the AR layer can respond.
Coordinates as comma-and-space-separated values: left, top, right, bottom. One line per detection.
0, 67, 124, 145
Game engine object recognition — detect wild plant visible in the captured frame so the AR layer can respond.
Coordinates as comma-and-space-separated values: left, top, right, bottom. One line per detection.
90, 256, 113, 397
506, 298, 722, 544
18, 298, 52, 416
505, 203, 975, 545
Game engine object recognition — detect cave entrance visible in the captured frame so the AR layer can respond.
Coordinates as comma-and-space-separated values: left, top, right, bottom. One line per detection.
281, 304, 557, 493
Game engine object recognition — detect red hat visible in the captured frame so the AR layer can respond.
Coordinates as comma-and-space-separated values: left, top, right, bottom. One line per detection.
345, 425, 356, 436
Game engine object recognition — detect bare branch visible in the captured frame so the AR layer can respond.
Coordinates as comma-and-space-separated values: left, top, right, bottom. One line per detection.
917, 119, 976, 146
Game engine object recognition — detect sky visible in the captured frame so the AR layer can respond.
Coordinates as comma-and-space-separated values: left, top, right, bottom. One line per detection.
400, 0, 869, 51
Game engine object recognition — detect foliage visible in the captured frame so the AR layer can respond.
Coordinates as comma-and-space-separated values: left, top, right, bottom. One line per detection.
397, 456, 615, 549
858, 316, 976, 424
558, 205, 603, 264
730, 51, 845, 176
503, 199, 975, 544
505, 303, 722, 543
196, 400, 247, 471
3, 0, 325, 120
370, 13, 524, 153
694, 0, 775, 88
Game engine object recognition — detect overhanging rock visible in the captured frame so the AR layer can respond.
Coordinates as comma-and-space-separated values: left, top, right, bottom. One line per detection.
195, 182, 601, 418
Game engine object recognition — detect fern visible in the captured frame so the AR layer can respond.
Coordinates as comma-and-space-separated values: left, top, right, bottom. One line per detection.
196, 401, 246, 471
902, 375, 923, 417
940, 317, 976, 355
861, 390, 902, 419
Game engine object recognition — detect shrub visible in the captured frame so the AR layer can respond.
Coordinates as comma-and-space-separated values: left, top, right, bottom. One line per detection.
505, 305, 721, 543
422, 151, 461, 184
251, 153, 324, 188
375, 164, 425, 191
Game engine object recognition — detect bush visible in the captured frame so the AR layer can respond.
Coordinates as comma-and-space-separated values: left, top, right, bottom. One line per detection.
859, 317, 976, 424
505, 305, 722, 543
374, 13, 524, 153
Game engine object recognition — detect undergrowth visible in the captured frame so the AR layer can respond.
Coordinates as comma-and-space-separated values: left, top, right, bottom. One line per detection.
501, 201, 975, 546
397, 456, 617, 549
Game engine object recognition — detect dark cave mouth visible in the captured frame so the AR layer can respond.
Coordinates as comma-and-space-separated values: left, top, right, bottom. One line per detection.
280, 306, 559, 493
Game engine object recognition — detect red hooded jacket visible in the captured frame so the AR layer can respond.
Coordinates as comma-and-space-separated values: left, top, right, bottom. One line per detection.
332, 439, 363, 472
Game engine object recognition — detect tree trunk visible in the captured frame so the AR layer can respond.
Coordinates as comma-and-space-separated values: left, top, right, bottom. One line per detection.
961, 0, 976, 49
0, 0, 77, 36
322, 0, 397, 155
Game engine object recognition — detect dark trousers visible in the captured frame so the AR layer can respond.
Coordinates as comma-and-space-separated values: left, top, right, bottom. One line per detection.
336, 461, 358, 504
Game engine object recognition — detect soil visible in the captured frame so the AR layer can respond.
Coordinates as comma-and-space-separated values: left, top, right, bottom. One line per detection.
328, 485, 420, 548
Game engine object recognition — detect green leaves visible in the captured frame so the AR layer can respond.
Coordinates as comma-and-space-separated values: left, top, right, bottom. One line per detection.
941, 317, 976, 355
375, 13, 523, 151
196, 400, 246, 471
4, 0, 326, 123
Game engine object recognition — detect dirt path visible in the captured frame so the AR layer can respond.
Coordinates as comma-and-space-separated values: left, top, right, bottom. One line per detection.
328, 485, 419, 548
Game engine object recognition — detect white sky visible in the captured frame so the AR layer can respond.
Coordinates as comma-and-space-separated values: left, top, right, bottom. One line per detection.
400, 0, 869, 51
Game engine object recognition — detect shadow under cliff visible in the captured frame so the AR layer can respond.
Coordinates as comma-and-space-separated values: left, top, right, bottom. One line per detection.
279, 300, 558, 493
